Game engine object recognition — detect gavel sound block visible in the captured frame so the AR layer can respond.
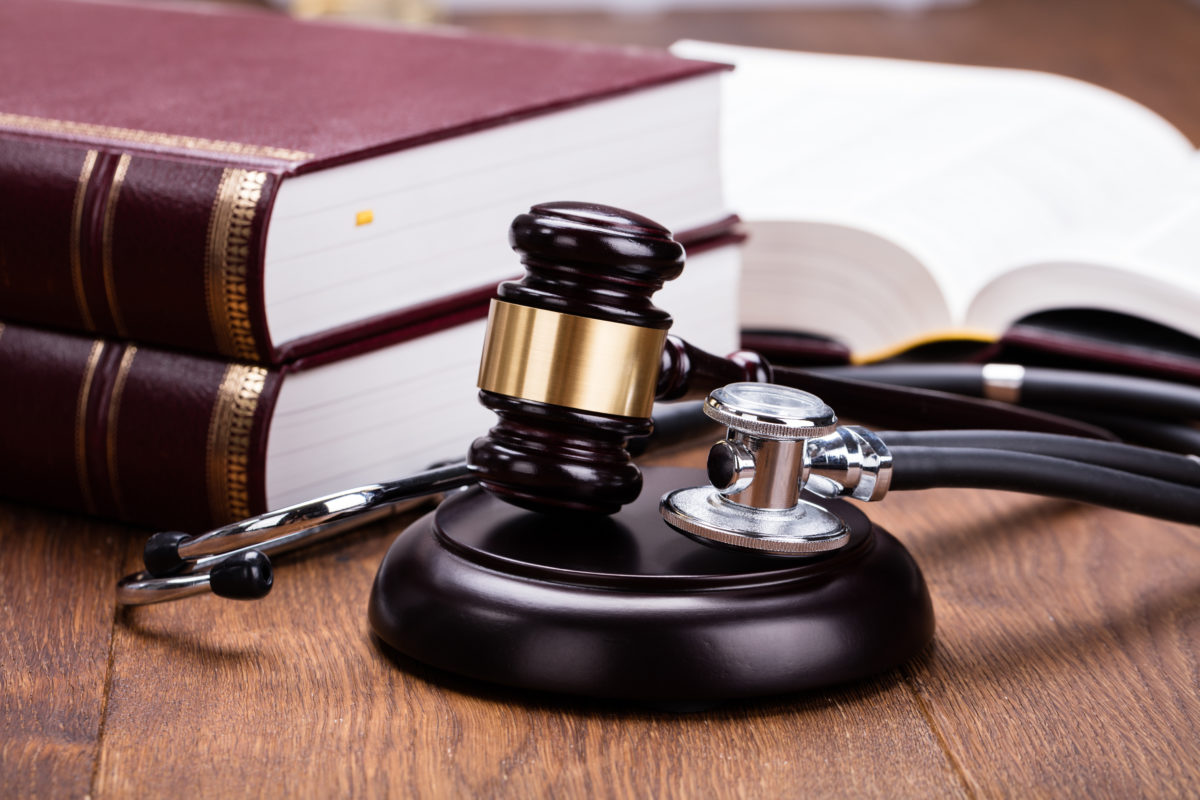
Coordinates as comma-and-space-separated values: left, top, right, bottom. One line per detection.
368, 203, 934, 702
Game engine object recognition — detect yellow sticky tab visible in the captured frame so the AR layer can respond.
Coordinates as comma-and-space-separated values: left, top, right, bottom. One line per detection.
355, 210, 374, 227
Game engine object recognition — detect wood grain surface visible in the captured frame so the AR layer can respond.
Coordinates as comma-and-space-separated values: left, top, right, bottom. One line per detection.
870, 492, 1200, 797
2, 0, 1199, 797
0, 503, 135, 797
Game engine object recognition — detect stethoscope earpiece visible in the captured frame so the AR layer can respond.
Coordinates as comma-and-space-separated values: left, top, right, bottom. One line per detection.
117, 550, 273, 605
143, 530, 192, 577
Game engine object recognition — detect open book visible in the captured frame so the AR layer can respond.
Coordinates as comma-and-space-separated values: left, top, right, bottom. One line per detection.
672, 41, 1200, 362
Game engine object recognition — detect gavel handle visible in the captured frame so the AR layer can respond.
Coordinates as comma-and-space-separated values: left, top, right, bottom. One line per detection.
655, 335, 1114, 440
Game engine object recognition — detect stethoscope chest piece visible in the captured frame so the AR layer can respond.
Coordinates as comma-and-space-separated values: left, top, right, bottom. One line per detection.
660, 485, 848, 555
660, 382, 850, 556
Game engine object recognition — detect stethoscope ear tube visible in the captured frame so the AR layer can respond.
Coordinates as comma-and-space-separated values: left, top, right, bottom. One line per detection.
886, 445, 1200, 525
116, 463, 476, 605
774, 365, 1115, 440
880, 430, 1200, 489
812, 363, 1200, 433
1032, 408, 1200, 456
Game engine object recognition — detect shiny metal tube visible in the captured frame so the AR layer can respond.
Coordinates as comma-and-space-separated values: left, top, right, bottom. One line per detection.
723, 434, 804, 509
175, 462, 475, 563
116, 570, 217, 605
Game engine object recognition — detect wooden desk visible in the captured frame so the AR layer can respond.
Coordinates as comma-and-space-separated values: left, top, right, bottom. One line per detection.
2, 0, 1198, 796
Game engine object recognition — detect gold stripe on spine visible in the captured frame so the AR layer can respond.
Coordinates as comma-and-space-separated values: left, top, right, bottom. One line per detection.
70, 150, 100, 330
101, 154, 132, 336
477, 300, 668, 419
204, 169, 267, 361
0, 113, 312, 163
105, 345, 137, 518
75, 340, 106, 514
206, 364, 268, 523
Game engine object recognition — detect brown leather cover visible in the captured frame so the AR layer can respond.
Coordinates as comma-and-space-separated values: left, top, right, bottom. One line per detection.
0, 322, 280, 531
0, 303, 502, 530
0, 0, 724, 363
0, 285, 489, 528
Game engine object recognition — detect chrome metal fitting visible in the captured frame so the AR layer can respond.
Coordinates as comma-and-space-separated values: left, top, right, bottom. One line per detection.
805, 426, 893, 502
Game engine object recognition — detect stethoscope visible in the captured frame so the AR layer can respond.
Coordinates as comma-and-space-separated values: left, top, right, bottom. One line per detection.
114, 200, 1200, 605
117, 371, 1200, 604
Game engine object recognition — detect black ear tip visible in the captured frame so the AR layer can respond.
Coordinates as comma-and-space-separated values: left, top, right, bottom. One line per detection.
209, 551, 274, 600
144, 531, 191, 577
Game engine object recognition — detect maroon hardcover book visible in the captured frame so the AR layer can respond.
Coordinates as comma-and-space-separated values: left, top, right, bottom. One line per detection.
0, 0, 726, 364
0, 307, 486, 531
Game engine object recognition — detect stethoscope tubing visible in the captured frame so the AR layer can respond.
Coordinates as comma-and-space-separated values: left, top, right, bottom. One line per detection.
887, 445, 1200, 524
880, 429, 1200, 489
116, 417, 1200, 604
813, 364, 1200, 421
1031, 409, 1200, 456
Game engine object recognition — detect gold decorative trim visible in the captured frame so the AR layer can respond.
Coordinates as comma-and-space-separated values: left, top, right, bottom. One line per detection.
205, 169, 267, 361
105, 345, 138, 518
206, 364, 268, 523
0, 112, 312, 163
70, 150, 100, 330
75, 340, 106, 514
101, 154, 132, 337
477, 300, 668, 419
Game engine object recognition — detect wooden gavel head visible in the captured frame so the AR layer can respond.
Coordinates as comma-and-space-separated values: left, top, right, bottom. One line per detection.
468, 201, 687, 514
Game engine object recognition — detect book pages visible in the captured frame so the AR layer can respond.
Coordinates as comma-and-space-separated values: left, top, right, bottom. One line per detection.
671, 41, 1194, 328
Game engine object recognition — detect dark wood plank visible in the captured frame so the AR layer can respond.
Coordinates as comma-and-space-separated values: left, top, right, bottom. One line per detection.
869, 491, 1200, 796
0, 502, 135, 797
92, 471, 964, 798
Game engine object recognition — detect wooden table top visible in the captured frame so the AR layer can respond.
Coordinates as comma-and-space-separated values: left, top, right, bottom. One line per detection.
3, 0, 1199, 797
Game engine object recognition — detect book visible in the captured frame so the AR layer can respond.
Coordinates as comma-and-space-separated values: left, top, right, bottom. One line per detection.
670, 41, 1200, 363
0, 0, 728, 364
0, 239, 741, 531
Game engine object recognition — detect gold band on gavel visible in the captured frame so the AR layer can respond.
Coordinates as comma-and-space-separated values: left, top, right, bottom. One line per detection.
476, 300, 668, 418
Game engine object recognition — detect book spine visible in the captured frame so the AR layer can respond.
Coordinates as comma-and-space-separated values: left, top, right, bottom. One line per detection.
0, 134, 281, 363
0, 322, 281, 531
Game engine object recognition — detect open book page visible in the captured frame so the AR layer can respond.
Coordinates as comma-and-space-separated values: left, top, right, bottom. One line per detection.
737, 220, 955, 357
968, 152, 1200, 338
1127, 153, 1200, 277
671, 41, 1195, 340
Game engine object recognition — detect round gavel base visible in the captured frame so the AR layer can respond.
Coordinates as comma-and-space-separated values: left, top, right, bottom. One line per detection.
369, 467, 934, 702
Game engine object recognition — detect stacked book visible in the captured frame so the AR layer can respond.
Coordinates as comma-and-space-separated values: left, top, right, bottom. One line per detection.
0, 0, 742, 530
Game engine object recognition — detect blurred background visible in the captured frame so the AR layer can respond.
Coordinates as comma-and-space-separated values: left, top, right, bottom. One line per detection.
262, 0, 971, 19
197, 0, 1200, 142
